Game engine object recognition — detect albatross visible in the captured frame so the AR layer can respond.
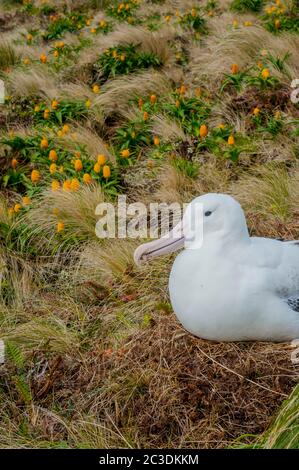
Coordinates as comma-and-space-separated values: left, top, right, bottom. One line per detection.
134, 193, 299, 342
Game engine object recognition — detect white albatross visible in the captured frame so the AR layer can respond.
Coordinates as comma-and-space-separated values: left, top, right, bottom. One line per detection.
134, 193, 299, 342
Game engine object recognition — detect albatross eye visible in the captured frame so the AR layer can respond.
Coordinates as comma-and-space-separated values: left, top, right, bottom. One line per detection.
205, 211, 212, 217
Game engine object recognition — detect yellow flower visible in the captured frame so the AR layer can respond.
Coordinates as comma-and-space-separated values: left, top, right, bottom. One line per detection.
44, 108, 50, 119
49, 149, 58, 161
112, 50, 118, 58
99, 20, 106, 27
11, 158, 18, 169
51, 180, 60, 191
63, 180, 72, 191
8, 207, 14, 217
261, 68, 270, 79
14, 203, 22, 213
83, 173, 92, 184
143, 111, 149, 121
121, 149, 130, 158
191, 8, 197, 17
231, 63, 239, 74
97, 154, 106, 165
40, 53, 47, 63
93, 84, 100, 93
138, 98, 143, 109
228, 135, 235, 145
27, 33, 33, 42
55, 41, 65, 48
40, 138, 49, 149
274, 111, 281, 119
53, 50, 59, 58
57, 130, 63, 137
103, 165, 111, 179
253, 107, 260, 116
62, 124, 70, 134
217, 123, 225, 129
85, 99, 91, 108
275, 19, 281, 29
34, 105, 40, 112
175, 100, 180, 108
70, 178, 80, 191
179, 85, 187, 95
74, 159, 83, 171
23, 58, 31, 65
153, 136, 160, 146
120, 54, 126, 61
49, 163, 57, 174
51, 100, 58, 110
31, 169, 40, 183
53, 207, 59, 216
22, 196, 31, 205
232, 20, 238, 28
199, 124, 208, 138
257, 61, 263, 69
91, 27, 97, 34
93, 162, 101, 173
244, 21, 252, 27
150, 94, 157, 104
57, 221, 65, 233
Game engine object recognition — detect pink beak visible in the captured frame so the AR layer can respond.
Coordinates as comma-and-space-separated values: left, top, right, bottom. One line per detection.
134, 220, 185, 265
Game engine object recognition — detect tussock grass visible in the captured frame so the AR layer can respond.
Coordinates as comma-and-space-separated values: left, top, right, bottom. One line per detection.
7, 67, 58, 100
23, 185, 106, 249
190, 22, 299, 88
93, 70, 172, 118
0, 40, 20, 70
56, 125, 113, 160
232, 164, 299, 237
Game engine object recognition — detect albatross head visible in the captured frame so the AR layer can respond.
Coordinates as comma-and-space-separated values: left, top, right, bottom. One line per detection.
134, 193, 249, 265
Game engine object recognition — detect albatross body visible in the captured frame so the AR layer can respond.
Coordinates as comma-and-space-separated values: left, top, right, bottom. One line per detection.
134, 194, 299, 342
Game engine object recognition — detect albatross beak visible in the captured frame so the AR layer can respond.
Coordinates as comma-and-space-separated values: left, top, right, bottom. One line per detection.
134, 220, 185, 265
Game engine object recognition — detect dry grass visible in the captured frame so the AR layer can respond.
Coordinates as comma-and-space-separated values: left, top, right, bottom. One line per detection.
56, 125, 114, 160
232, 164, 299, 238
23, 185, 106, 250
7, 67, 58, 100
190, 22, 299, 88
93, 70, 172, 119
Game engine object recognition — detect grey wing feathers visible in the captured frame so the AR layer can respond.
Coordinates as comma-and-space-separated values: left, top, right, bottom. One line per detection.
287, 297, 299, 313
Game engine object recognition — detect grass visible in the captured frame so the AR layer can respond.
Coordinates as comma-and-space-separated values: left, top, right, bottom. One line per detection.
0, 0, 298, 450
0, 41, 20, 71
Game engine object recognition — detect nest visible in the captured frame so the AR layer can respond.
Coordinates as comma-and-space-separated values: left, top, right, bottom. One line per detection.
88, 315, 299, 448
